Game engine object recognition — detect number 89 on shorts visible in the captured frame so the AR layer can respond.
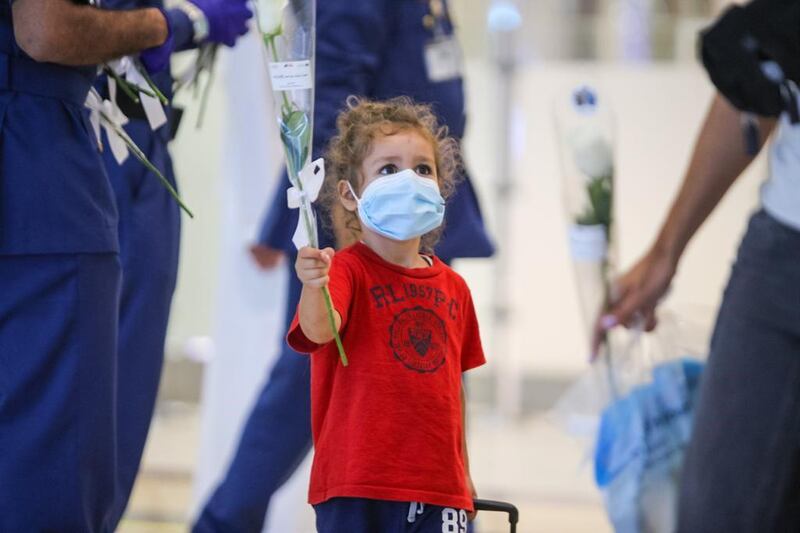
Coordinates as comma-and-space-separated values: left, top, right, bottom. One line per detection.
441, 508, 467, 533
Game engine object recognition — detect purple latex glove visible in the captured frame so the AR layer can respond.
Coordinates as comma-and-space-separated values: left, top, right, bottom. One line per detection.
192, 0, 253, 47
140, 8, 174, 73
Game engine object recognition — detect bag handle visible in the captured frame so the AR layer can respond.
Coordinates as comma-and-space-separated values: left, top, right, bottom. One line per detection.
473, 499, 519, 533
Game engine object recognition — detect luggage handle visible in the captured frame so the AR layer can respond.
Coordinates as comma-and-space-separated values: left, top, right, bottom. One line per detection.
473, 499, 519, 533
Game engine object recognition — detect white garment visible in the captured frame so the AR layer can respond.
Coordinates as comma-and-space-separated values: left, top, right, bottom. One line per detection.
190, 31, 311, 533
762, 113, 800, 231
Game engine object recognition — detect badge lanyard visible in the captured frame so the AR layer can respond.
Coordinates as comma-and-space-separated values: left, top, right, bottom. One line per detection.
422, 0, 463, 83
423, 0, 448, 40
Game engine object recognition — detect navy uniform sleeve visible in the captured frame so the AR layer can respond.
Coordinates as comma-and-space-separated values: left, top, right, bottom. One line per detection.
164, 8, 195, 51
313, 0, 392, 153
256, 0, 393, 251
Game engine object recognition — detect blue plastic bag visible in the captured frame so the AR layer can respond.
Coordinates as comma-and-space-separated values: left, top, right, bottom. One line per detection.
594, 358, 704, 533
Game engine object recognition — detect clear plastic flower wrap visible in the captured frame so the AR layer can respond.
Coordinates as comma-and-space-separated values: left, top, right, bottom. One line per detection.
553, 87, 708, 531
256, 0, 347, 365
257, 0, 315, 186
554, 85, 616, 348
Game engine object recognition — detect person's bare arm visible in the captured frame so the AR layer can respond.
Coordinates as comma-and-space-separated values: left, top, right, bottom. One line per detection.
12, 0, 167, 65
591, 94, 777, 354
645, 95, 776, 278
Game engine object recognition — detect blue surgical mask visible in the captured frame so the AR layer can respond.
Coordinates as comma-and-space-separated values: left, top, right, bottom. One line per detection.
347, 169, 446, 241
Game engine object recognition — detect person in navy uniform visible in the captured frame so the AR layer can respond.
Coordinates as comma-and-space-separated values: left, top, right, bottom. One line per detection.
96, 0, 251, 528
0, 2, 196, 531
194, 1, 494, 531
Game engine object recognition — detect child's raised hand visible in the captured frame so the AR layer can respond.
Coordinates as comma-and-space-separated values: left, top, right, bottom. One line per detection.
295, 246, 335, 289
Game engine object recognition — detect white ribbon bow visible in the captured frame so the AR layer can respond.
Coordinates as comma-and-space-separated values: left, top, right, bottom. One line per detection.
288, 158, 326, 249
108, 57, 168, 131
85, 87, 131, 165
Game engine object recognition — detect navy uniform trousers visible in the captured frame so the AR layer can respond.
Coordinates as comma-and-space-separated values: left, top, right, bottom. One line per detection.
194, 1, 492, 531
98, 0, 190, 524
0, 8, 121, 532
103, 117, 181, 528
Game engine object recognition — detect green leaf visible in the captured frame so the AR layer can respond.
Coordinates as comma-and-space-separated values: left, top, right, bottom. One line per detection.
576, 174, 613, 231
279, 107, 311, 182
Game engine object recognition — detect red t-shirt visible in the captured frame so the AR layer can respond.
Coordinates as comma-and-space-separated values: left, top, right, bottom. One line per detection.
288, 242, 486, 511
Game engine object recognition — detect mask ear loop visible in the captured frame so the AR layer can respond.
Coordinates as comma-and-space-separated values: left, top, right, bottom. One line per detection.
345, 181, 360, 204
344, 181, 367, 245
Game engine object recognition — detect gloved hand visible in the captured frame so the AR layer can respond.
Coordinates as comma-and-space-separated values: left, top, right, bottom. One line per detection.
191, 0, 253, 47
140, 8, 174, 73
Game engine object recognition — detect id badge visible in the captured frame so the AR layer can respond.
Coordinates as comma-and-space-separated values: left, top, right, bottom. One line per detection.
424, 36, 463, 82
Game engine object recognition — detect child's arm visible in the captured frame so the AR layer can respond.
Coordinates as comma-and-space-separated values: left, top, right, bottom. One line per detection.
461, 384, 478, 520
296, 246, 342, 344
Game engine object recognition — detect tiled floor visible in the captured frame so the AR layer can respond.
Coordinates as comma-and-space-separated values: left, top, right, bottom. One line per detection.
118, 400, 611, 533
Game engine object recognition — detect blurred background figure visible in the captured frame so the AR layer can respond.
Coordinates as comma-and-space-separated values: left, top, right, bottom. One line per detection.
117, 1, 773, 532
595, 1, 800, 530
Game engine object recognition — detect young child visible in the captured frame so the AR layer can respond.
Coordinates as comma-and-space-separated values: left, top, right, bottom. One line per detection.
288, 96, 485, 533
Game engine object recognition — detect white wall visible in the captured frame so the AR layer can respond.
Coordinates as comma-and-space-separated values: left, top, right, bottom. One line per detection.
458, 61, 767, 379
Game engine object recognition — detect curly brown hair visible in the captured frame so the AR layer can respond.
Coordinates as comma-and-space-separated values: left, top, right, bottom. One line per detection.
318, 96, 461, 253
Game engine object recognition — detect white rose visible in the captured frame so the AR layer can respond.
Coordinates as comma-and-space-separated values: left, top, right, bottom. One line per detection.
256, 0, 286, 34
569, 127, 613, 179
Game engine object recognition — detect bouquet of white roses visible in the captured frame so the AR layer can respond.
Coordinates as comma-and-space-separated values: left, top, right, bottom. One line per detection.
75, 0, 190, 214
85, 61, 192, 217
173, 43, 219, 129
